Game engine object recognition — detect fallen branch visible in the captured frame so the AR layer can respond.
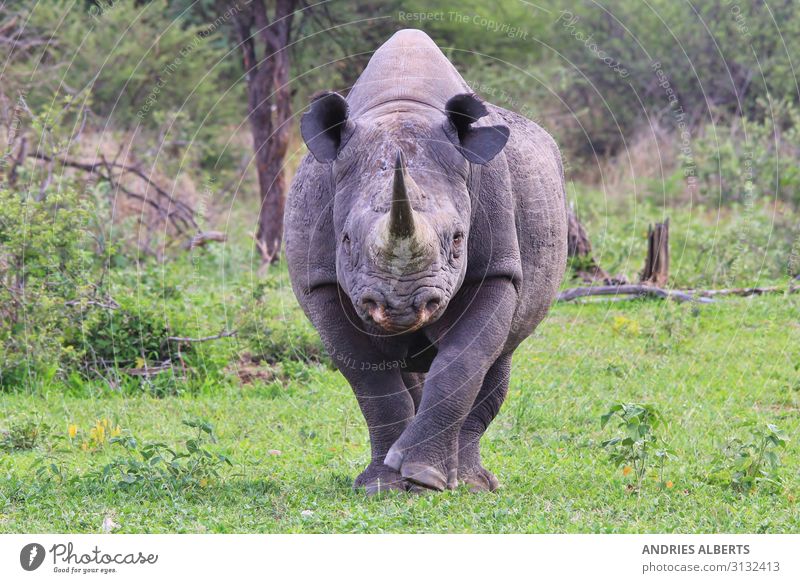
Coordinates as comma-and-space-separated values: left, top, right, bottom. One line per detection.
184, 230, 227, 250
557, 284, 712, 304
557, 283, 799, 304
121, 360, 173, 377
167, 330, 237, 343
692, 285, 799, 298
65, 297, 120, 310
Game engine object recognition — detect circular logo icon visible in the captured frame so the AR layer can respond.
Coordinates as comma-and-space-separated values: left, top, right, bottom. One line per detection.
20, 543, 46, 571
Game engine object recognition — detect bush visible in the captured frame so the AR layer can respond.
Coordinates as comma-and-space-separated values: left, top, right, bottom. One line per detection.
236, 280, 329, 367
70, 302, 186, 372
0, 186, 97, 389
693, 99, 800, 207
11, 0, 241, 132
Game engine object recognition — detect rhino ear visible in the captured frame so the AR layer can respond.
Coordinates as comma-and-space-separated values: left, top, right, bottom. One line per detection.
300, 92, 352, 163
445, 93, 509, 165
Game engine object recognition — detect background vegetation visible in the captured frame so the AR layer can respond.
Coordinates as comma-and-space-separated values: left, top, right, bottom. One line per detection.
0, 0, 798, 533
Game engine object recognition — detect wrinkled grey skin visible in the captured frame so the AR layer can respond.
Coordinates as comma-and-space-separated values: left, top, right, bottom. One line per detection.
285, 29, 566, 494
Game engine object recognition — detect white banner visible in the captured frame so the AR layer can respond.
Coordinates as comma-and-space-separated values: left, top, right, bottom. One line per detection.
1, 534, 798, 582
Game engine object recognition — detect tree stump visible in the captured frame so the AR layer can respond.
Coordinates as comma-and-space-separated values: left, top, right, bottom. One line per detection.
640, 219, 670, 287
567, 206, 592, 258
566, 206, 613, 283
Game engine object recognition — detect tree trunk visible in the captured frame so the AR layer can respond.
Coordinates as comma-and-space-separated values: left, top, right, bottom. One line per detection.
640, 219, 670, 287
234, 0, 295, 264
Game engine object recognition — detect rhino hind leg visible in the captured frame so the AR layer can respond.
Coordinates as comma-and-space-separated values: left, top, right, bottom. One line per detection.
457, 353, 512, 492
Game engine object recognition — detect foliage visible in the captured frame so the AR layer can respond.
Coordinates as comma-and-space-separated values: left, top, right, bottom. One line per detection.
236, 280, 330, 367
0, 417, 50, 451
91, 419, 232, 492
600, 403, 674, 490
10, 0, 241, 133
709, 424, 789, 494
0, 185, 97, 389
693, 99, 800, 207
70, 302, 185, 371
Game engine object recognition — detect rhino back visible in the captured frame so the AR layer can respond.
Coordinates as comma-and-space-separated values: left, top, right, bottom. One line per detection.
346, 29, 469, 116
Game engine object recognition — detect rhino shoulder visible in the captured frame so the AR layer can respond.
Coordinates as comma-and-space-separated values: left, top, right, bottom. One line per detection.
285, 154, 338, 294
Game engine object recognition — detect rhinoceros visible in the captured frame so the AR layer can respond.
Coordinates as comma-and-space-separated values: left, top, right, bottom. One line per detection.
285, 29, 566, 493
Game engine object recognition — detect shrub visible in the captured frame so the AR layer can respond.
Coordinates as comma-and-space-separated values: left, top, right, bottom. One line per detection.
0, 186, 97, 389
709, 423, 788, 494
693, 99, 800, 208
0, 417, 50, 451
237, 282, 329, 367
70, 302, 186, 372
92, 419, 232, 492
600, 403, 675, 490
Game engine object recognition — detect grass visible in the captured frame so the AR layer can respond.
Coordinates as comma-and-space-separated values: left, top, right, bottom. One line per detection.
1, 293, 798, 533
1, 185, 798, 533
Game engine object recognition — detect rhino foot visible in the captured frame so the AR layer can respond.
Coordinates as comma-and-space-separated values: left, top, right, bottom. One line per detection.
458, 464, 501, 493
353, 462, 407, 495
384, 447, 457, 492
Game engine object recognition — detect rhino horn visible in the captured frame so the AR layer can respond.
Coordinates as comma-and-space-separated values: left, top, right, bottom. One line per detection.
389, 150, 415, 240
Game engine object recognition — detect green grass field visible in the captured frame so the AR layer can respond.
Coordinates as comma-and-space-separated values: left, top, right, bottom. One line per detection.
2, 291, 797, 533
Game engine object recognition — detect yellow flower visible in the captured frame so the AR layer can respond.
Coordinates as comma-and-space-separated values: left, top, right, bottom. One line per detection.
111, 425, 122, 438
612, 315, 640, 335
622, 465, 633, 476
67, 424, 78, 439
666, 481, 674, 489
199, 478, 209, 488
90, 421, 106, 444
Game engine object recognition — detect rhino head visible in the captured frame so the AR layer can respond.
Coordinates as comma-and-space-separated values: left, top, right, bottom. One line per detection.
300, 91, 509, 334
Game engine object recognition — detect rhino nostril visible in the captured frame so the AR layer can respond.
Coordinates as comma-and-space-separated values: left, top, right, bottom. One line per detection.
416, 290, 442, 318
360, 292, 385, 321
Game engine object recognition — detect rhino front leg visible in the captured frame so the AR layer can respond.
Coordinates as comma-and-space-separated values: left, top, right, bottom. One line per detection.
458, 353, 512, 492
384, 279, 516, 491
302, 285, 415, 494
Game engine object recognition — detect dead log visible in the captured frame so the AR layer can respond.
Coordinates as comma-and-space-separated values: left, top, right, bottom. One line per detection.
640, 219, 670, 287
557, 283, 709, 304
557, 282, 798, 304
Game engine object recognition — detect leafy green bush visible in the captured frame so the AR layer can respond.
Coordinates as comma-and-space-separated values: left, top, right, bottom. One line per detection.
601, 403, 675, 490
1, 417, 50, 451
70, 302, 186, 371
237, 282, 329, 367
709, 423, 788, 494
693, 99, 800, 207
0, 186, 96, 389
92, 419, 232, 492
12, 0, 241, 132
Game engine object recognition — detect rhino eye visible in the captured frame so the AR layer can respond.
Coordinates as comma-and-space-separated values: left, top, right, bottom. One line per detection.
341, 233, 351, 253
452, 231, 464, 258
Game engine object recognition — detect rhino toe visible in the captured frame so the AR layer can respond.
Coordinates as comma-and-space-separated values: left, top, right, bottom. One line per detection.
354, 462, 407, 496
459, 465, 501, 493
